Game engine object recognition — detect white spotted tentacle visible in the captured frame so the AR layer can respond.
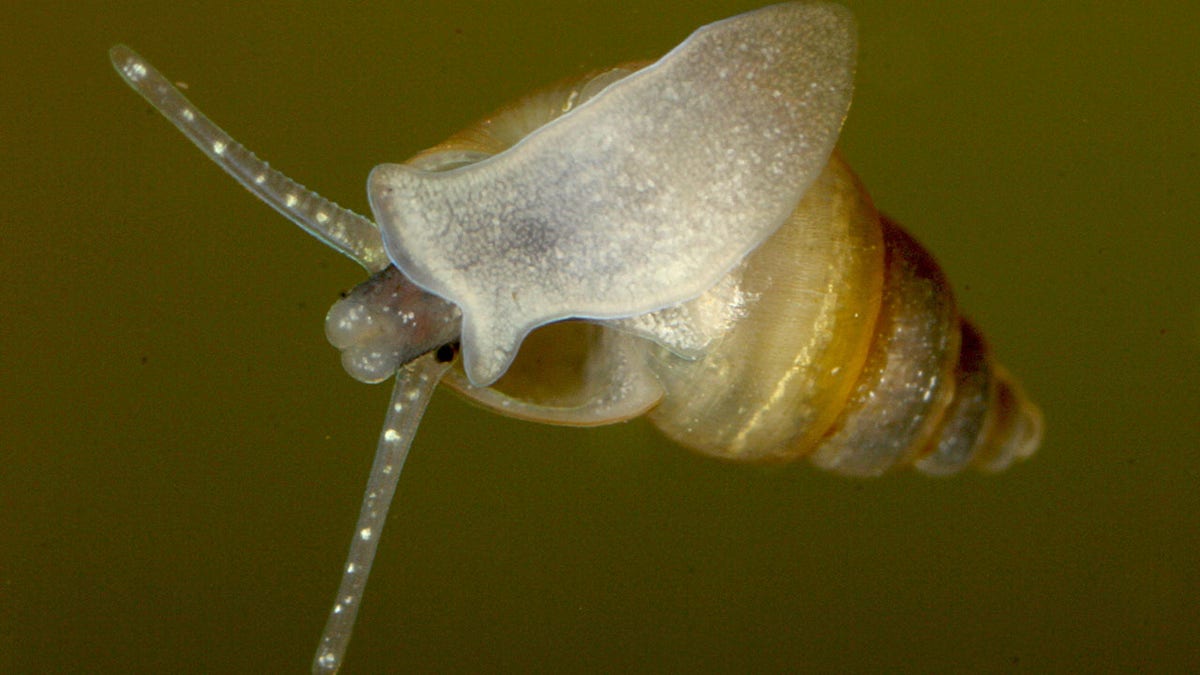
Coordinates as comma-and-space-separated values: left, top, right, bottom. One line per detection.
109, 45, 390, 273
312, 352, 453, 674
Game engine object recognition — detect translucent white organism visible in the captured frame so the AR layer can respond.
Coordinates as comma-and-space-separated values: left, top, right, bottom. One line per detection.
110, 2, 1040, 672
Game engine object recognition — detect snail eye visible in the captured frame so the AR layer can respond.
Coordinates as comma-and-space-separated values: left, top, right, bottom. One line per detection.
367, 2, 856, 387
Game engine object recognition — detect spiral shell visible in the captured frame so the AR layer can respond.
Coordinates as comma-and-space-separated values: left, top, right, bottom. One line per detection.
416, 68, 1042, 476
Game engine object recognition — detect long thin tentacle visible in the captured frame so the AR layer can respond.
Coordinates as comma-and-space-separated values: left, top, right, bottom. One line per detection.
109, 45, 390, 273
312, 352, 453, 674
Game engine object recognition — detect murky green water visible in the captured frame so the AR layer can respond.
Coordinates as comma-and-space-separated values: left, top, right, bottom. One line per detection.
3, 1, 1196, 672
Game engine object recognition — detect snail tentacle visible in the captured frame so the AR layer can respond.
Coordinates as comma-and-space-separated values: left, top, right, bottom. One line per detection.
109, 45, 390, 273
312, 353, 452, 675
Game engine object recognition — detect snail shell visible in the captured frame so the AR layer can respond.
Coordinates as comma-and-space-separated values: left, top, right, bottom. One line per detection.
408, 67, 1042, 476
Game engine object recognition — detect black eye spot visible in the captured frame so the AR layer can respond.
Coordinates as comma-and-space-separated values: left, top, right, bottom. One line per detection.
435, 343, 459, 363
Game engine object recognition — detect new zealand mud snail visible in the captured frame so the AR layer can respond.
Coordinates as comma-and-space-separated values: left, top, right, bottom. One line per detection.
111, 2, 1042, 671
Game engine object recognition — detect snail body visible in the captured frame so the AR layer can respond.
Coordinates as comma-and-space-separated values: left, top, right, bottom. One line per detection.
415, 70, 1041, 475
110, 3, 1041, 672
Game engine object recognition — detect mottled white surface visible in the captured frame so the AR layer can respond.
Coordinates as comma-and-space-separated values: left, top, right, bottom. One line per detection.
369, 2, 856, 386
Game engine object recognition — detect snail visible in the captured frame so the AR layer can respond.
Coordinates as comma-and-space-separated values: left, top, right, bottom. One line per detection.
110, 2, 1043, 672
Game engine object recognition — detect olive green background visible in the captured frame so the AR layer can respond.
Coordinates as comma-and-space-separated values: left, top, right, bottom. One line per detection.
3, 1, 1196, 672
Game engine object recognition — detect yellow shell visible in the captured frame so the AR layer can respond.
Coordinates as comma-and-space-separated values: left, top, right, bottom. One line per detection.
421, 68, 1043, 476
